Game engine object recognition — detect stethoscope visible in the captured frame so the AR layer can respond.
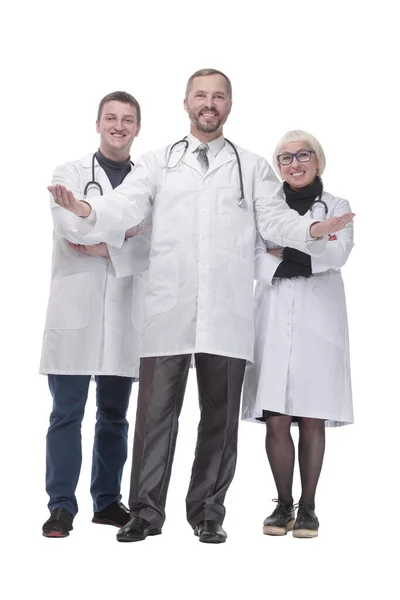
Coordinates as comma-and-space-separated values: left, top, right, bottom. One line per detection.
310, 197, 328, 219
165, 137, 246, 209
83, 153, 134, 198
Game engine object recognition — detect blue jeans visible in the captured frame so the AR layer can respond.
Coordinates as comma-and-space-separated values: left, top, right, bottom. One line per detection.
46, 374, 133, 517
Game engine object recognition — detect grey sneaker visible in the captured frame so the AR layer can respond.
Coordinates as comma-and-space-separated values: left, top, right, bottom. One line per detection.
263, 499, 295, 536
292, 504, 319, 538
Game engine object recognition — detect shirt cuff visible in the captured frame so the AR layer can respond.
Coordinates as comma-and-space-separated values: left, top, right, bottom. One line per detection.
82, 205, 96, 224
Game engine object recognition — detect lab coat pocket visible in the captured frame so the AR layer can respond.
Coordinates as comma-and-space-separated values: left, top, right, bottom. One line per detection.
145, 253, 178, 315
131, 274, 147, 333
46, 272, 90, 330
229, 255, 253, 320
214, 212, 255, 259
306, 279, 346, 350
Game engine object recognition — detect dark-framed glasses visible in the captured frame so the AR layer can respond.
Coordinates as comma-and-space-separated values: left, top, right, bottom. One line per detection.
277, 149, 316, 166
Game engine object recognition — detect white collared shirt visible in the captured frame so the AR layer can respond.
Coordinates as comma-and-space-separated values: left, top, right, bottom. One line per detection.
187, 132, 225, 170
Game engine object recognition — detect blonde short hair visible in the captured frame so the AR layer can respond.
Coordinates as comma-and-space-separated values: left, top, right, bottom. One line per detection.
273, 130, 326, 178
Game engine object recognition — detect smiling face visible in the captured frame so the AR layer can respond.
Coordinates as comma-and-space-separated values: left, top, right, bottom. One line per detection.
278, 141, 318, 189
96, 100, 140, 160
184, 74, 232, 141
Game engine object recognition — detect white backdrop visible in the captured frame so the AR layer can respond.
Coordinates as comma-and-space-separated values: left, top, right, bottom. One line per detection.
1, 0, 399, 598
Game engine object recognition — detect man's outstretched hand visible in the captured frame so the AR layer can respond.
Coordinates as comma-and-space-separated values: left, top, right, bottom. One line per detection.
310, 213, 355, 239
48, 184, 91, 218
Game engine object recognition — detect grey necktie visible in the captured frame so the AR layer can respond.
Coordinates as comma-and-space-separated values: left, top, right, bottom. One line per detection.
196, 144, 209, 174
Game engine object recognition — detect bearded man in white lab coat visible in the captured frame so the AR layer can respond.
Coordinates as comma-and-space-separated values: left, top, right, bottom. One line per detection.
49, 69, 354, 544
41, 92, 150, 538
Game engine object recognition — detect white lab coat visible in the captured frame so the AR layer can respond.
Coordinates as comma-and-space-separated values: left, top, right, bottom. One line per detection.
241, 192, 354, 426
71, 136, 328, 363
39, 153, 151, 377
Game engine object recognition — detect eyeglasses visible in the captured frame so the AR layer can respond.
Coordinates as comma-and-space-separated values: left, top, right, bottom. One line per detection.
277, 149, 316, 166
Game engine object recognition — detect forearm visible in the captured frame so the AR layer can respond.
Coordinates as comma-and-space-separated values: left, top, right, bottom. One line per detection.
52, 206, 112, 244
311, 201, 354, 273
311, 239, 354, 273
274, 260, 312, 279
108, 230, 151, 279
282, 247, 312, 267
54, 156, 155, 248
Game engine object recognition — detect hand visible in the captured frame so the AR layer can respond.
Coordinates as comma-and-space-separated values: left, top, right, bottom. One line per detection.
125, 224, 142, 239
48, 184, 91, 218
267, 248, 283, 258
68, 242, 110, 258
310, 213, 355, 239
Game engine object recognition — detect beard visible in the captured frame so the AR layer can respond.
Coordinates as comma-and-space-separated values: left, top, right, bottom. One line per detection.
190, 109, 223, 134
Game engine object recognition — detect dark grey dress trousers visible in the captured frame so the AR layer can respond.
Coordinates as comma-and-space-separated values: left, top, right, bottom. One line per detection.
128, 352, 246, 528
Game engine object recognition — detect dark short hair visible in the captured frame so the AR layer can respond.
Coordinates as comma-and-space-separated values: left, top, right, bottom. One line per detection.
185, 68, 232, 100
97, 91, 141, 124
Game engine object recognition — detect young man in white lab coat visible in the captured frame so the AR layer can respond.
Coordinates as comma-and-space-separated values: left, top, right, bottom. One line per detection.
49, 69, 354, 543
41, 92, 150, 538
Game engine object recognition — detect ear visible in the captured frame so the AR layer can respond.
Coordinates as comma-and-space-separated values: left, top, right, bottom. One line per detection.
315, 153, 320, 175
135, 123, 141, 137
96, 120, 100, 134
183, 98, 189, 114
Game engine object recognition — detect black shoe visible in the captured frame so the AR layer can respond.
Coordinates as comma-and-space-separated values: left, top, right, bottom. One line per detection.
292, 504, 319, 538
194, 520, 227, 544
42, 508, 74, 538
92, 501, 131, 527
263, 499, 295, 536
116, 517, 162, 542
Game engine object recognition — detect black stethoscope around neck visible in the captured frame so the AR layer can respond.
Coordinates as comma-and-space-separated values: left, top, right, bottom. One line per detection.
83, 153, 134, 198
310, 197, 328, 218
166, 137, 246, 209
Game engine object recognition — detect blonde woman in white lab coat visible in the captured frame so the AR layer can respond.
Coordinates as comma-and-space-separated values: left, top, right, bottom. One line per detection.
242, 130, 354, 538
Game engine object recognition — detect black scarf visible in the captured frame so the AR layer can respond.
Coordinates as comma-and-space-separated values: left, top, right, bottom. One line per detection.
283, 177, 323, 215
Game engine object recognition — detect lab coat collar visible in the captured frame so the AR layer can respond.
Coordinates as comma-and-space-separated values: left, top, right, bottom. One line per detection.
80, 152, 113, 196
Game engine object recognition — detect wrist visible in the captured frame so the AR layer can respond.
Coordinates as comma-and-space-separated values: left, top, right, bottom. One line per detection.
76, 201, 91, 218
309, 221, 322, 240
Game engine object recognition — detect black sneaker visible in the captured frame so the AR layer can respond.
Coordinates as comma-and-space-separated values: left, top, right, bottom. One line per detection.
92, 501, 130, 527
263, 499, 295, 536
292, 504, 319, 538
42, 508, 74, 538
